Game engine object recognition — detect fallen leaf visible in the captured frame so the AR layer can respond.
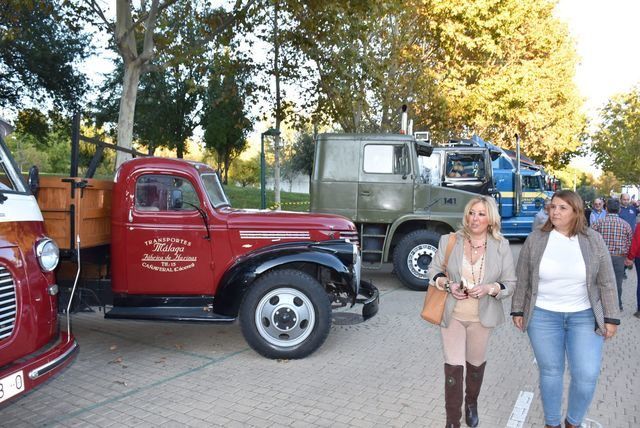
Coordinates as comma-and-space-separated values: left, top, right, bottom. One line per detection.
109, 357, 123, 364
174, 344, 184, 350
109, 345, 118, 351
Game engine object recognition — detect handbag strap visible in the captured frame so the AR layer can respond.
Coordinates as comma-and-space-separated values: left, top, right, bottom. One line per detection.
441, 233, 457, 274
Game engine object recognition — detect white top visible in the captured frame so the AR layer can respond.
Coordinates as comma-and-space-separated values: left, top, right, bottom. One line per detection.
535, 229, 591, 312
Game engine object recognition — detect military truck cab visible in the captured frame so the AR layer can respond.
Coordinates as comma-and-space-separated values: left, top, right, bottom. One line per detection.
311, 133, 478, 291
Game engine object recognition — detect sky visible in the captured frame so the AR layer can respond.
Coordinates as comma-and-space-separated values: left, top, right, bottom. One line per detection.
554, 0, 640, 175
555, 0, 640, 119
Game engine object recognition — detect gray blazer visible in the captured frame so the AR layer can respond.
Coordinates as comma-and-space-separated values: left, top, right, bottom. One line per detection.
427, 231, 516, 328
510, 228, 621, 335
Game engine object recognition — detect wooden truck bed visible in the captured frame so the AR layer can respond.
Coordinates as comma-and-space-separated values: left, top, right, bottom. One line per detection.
37, 176, 113, 250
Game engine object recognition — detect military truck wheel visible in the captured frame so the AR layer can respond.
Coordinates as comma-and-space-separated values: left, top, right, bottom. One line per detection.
392, 230, 441, 291
240, 269, 332, 359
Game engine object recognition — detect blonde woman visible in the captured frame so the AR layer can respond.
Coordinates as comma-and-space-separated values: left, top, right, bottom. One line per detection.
427, 196, 516, 428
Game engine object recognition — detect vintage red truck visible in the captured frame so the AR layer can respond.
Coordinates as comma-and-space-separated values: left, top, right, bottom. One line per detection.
38, 155, 378, 360
0, 122, 78, 406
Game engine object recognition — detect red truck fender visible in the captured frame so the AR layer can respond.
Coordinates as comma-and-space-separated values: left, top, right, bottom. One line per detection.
213, 240, 359, 317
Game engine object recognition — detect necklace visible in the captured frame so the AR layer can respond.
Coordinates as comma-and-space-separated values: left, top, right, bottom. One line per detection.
468, 238, 487, 255
470, 249, 485, 287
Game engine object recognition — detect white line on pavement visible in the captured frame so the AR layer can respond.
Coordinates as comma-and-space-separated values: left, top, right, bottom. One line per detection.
506, 391, 534, 428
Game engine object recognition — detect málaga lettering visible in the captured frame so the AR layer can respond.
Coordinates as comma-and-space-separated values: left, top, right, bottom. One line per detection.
141, 237, 197, 272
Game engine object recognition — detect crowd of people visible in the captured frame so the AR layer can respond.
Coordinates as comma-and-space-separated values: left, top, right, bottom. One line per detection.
426, 190, 640, 428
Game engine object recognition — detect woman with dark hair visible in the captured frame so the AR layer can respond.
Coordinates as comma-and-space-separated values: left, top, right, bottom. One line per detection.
427, 195, 516, 428
511, 190, 620, 428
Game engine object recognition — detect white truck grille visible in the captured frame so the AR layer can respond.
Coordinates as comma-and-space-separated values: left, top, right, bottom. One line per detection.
0, 266, 17, 341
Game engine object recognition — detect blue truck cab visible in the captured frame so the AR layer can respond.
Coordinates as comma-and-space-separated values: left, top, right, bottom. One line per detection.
421, 134, 547, 237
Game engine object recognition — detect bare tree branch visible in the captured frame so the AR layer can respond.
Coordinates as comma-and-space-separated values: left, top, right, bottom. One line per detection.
87, 0, 115, 31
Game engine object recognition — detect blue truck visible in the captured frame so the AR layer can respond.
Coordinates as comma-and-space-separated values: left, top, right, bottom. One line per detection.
422, 134, 548, 238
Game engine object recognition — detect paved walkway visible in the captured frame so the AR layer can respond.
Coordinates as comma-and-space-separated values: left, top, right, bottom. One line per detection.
2, 243, 639, 427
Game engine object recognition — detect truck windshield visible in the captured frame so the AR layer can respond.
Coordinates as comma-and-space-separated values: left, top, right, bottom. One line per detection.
201, 173, 230, 208
523, 175, 544, 192
0, 143, 26, 193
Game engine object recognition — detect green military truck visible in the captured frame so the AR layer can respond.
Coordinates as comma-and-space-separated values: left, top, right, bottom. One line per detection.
310, 133, 488, 291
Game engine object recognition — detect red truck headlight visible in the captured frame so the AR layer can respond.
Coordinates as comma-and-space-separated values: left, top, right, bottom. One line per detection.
35, 238, 59, 272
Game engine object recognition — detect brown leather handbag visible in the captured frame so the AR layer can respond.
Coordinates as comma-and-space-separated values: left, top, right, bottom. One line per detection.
421, 233, 457, 324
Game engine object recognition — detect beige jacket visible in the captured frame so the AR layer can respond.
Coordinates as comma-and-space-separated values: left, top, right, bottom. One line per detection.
427, 231, 516, 328
510, 228, 621, 335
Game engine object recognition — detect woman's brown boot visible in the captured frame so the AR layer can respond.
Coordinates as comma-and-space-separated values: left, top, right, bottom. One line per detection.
544, 424, 561, 428
464, 361, 486, 427
444, 363, 464, 428
565, 419, 578, 428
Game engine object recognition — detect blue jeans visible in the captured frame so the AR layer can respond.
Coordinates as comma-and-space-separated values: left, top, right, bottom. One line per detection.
527, 307, 604, 426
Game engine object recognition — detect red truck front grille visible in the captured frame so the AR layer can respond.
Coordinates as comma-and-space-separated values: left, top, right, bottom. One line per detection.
0, 266, 17, 341
340, 231, 360, 248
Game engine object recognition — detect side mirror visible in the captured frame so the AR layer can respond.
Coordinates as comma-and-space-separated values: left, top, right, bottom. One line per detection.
28, 165, 40, 197
415, 141, 434, 157
171, 189, 183, 209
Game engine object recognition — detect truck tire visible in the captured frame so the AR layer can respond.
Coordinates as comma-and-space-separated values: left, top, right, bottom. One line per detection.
392, 230, 441, 291
239, 269, 331, 359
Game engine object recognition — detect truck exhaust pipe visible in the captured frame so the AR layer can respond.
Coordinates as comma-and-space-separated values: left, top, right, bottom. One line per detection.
400, 105, 408, 134
514, 133, 522, 216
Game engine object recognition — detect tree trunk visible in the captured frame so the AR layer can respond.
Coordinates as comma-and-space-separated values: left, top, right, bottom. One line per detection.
116, 61, 142, 168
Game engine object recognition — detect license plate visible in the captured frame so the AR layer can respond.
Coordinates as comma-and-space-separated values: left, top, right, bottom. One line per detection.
0, 370, 25, 403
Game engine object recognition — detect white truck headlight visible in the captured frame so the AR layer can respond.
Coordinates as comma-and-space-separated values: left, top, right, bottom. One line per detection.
36, 238, 59, 272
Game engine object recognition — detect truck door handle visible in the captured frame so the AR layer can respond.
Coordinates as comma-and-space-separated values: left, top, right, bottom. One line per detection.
128, 209, 133, 222
360, 191, 371, 196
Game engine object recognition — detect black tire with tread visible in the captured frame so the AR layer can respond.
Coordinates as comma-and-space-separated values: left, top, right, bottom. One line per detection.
392, 229, 442, 291
239, 269, 331, 359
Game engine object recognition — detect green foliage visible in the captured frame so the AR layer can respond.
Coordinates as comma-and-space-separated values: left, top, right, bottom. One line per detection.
549, 164, 593, 191
576, 185, 596, 203
414, 0, 585, 168
223, 184, 309, 211
202, 59, 252, 184
229, 156, 260, 187
0, 0, 88, 110
289, 133, 315, 178
591, 87, 640, 184
273, 0, 584, 168
594, 172, 623, 197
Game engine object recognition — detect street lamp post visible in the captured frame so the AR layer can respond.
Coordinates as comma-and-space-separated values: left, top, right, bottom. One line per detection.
260, 128, 280, 209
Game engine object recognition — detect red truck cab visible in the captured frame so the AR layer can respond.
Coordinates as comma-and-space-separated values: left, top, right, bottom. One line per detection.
0, 125, 77, 406
102, 157, 377, 359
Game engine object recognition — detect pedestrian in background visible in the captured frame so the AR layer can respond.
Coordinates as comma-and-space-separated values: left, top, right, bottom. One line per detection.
619, 193, 639, 232
625, 224, 640, 318
427, 196, 516, 428
588, 198, 606, 225
591, 198, 632, 310
533, 198, 551, 230
511, 190, 620, 428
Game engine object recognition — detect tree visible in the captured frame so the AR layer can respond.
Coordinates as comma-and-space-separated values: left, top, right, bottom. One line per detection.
276, 0, 584, 168
202, 69, 252, 184
86, 0, 256, 168
591, 87, 640, 184
0, 0, 89, 110
289, 132, 315, 178
229, 156, 259, 187
417, 0, 586, 168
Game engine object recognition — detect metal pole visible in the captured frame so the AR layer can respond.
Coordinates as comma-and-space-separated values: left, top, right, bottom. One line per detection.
260, 133, 266, 209
70, 112, 80, 178
514, 133, 521, 216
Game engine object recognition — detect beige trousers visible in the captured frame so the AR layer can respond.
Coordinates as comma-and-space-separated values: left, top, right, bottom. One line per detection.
440, 317, 492, 366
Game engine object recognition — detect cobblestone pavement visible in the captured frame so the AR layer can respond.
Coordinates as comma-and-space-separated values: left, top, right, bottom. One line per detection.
2, 243, 639, 427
